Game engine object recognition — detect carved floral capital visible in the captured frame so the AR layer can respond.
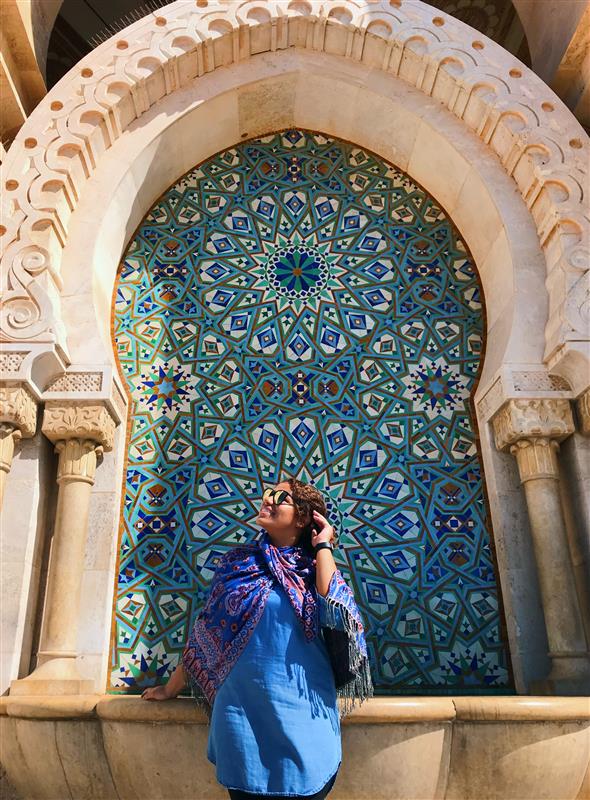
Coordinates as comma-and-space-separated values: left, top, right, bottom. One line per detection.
492, 398, 575, 452
577, 389, 590, 436
42, 402, 116, 451
0, 423, 22, 477
0, 385, 38, 437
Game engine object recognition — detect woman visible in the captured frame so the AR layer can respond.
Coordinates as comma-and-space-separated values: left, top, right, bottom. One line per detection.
142, 476, 373, 799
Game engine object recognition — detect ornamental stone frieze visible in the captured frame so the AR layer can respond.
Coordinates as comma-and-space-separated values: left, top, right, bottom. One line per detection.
0, 384, 38, 504
40, 365, 127, 426
476, 366, 573, 423
492, 398, 575, 452
0, 384, 38, 438
42, 402, 117, 451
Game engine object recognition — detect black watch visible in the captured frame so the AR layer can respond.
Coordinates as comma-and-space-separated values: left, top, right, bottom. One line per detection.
313, 541, 333, 554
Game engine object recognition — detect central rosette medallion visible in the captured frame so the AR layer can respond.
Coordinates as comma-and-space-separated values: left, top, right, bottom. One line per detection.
266, 243, 331, 299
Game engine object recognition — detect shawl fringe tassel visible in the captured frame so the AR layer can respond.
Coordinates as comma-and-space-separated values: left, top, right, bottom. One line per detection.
320, 593, 374, 719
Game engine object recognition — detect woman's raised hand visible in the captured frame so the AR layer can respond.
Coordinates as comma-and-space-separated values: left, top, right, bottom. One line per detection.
141, 684, 173, 701
311, 510, 335, 548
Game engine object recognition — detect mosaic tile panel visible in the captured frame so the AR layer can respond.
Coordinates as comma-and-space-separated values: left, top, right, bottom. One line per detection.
111, 130, 511, 694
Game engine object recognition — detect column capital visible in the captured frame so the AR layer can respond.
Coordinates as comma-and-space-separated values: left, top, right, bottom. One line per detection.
0, 384, 38, 437
509, 438, 560, 482
54, 438, 101, 484
42, 402, 117, 451
491, 398, 574, 452
576, 388, 590, 436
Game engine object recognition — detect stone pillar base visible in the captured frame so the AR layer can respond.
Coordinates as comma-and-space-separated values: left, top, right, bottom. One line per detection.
531, 654, 590, 695
530, 676, 590, 695
9, 658, 96, 696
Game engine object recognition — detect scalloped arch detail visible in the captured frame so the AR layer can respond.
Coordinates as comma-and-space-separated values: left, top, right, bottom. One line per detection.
0, 0, 587, 376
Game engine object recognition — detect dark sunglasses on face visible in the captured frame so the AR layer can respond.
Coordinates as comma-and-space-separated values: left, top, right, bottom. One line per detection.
262, 488, 294, 506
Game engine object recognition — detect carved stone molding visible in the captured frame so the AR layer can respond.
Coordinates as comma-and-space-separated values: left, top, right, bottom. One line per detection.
40, 365, 127, 425
0, 385, 38, 437
0, 351, 28, 374
42, 402, 116, 451
0, 344, 67, 396
476, 366, 574, 423
577, 388, 590, 436
55, 438, 101, 484
512, 372, 571, 392
492, 398, 575, 452
0, 0, 587, 377
45, 372, 103, 393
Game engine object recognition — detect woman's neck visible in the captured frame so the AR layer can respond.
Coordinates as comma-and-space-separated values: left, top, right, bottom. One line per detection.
263, 529, 301, 549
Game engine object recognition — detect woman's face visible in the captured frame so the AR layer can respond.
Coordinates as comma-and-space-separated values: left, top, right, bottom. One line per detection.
255, 480, 304, 546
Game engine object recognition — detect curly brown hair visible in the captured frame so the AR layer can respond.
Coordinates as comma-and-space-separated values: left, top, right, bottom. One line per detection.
284, 476, 336, 555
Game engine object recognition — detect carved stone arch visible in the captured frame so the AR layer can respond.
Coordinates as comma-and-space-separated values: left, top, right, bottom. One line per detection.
1, 0, 587, 395
0, 0, 588, 710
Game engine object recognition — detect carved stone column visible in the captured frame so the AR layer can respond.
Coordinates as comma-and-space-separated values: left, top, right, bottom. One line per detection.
493, 399, 590, 693
0, 385, 38, 506
10, 402, 116, 696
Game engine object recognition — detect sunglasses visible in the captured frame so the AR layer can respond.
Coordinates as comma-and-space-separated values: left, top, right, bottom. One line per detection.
262, 488, 294, 506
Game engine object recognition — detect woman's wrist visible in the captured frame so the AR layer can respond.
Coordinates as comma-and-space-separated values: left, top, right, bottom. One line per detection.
166, 663, 187, 698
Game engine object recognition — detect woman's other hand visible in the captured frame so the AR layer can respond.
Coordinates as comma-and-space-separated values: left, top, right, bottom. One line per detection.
141, 684, 173, 701
311, 510, 335, 548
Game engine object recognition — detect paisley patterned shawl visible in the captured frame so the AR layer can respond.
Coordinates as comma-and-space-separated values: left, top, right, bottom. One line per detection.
181, 531, 373, 717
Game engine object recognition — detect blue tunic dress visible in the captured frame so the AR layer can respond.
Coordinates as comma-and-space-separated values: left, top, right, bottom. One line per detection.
207, 582, 342, 796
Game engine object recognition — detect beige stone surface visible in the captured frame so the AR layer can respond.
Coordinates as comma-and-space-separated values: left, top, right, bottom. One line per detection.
344, 696, 455, 723
101, 719, 221, 800
0, 695, 589, 800
336, 722, 451, 800
0, 433, 55, 695
1, 693, 101, 719
446, 720, 590, 800
452, 695, 590, 720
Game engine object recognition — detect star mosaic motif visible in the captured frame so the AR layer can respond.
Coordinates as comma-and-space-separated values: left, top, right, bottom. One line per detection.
137, 360, 194, 414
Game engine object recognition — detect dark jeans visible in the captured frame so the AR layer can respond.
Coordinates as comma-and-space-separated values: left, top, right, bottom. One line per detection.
227, 769, 337, 800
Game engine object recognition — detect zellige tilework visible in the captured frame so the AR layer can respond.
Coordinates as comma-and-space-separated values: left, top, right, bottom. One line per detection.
111, 130, 511, 694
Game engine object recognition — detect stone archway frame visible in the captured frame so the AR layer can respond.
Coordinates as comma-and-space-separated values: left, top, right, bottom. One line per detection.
0, 0, 588, 396
52, 45, 564, 692
0, 0, 586, 697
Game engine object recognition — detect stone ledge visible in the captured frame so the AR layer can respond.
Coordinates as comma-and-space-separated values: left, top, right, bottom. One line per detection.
2, 694, 588, 723
0, 694, 102, 719
452, 696, 590, 721
96, 695, 207, 724
345, 697, 455, 723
